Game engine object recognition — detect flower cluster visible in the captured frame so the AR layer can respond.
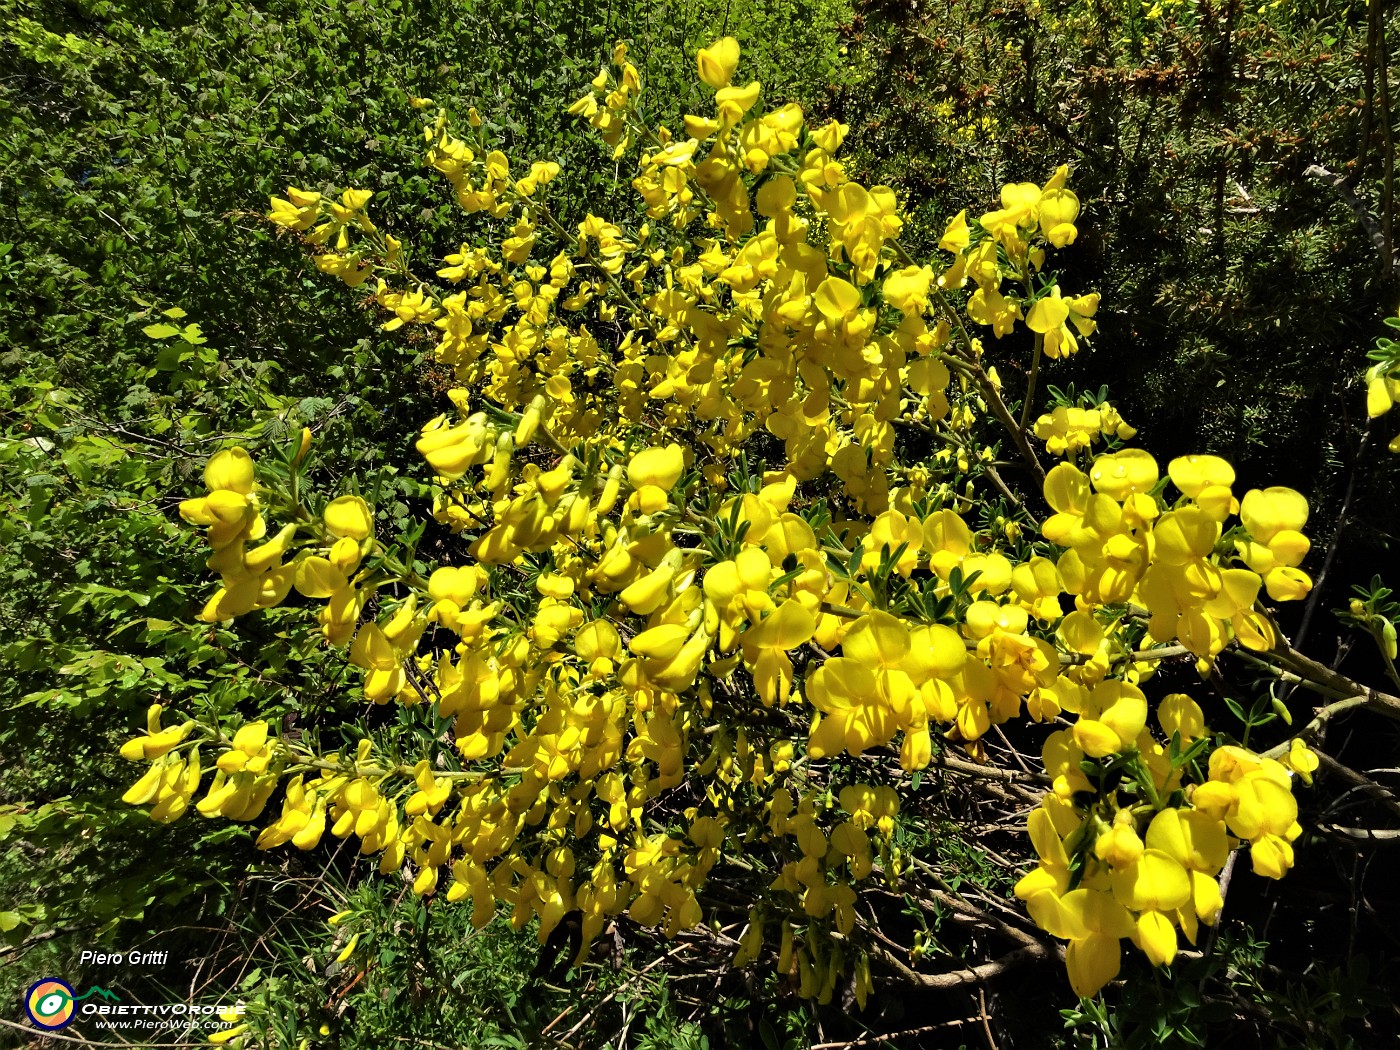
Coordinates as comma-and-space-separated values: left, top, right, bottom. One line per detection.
1043, 452, 1310, 658
179, 448, 295, 621
131, 37, 1335, 1005
1017, 690, 1311, 996
120, 705, 199, 823
1033, 402, 1135, 457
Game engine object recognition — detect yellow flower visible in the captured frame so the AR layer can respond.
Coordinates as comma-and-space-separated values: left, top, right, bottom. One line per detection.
882, 265, 934, 316
324, 495, 374, 541
1239, 486, 1309, 544
204, 448, 256, 493
1367, 373, 1395, 418
740, 599, 816, 705
696, 37, 740, 90
1094, 812, 1145, 869
1157, 693, 1207, 742
810, 119, 849, 154
966, 285, 1020, 338
1027, 290, 1070, 336
1279, 739, 1318, 785
628, 443, 686, 490
1167, 454, 1235, 498
716, 81, 762, 127
1111, 849, 1191, 914
120, 704, 194, 761
939, 209, 970, 253
267, 188, 320, 231
334, 932, 360, 964
1072, 681, 1148, 758
1040, 887, 1136, 997
1135, 909, 1178, 966
1087, 449, 1159, 500
1038, 187, 1080, 247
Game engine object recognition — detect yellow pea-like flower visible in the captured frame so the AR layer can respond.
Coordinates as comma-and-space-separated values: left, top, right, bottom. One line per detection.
1087, 449, 1159, 500
1158, 693, 1207, 742
1240, 486, 1309, 543
696, 36, 740, 90
324, 495, 374, 541
627, 443, 685, 490
1367, 374, 1394, 417
1094, 814, 1144, 870
204, 448, 256, 494
1111, 850, 1191, 913
1135, 910, 1178, 967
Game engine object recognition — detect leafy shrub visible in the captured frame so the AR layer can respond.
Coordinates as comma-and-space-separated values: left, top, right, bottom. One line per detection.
115, 31, 1400, 1048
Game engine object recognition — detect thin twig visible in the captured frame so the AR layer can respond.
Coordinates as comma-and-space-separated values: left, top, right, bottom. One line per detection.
978, 985, 1000, 1050
1317, 825, 1400, 842
808, 1016, 980, 1049
551, 940, 693, 1042
1293, 423, 1373, 654
1018, 333, 1043, 431
1260, 695, 1371, 758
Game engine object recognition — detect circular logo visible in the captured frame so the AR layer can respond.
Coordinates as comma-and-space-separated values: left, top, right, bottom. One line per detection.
25, 978, 76, 1030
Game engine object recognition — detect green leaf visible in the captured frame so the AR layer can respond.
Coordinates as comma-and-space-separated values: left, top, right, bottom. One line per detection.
142, 323, 183, 339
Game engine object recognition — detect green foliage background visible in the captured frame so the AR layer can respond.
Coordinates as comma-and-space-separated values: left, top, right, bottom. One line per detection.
0, 0, 1396, 1046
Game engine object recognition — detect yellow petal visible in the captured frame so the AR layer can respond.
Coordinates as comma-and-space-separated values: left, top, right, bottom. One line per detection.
1136, 910, 1178, 967
1039, 188, 1081, 233
324, 495, 374, 541
204, 448, 256, 494
1097, 684, 1148, 749
901, 624, 966, 679
1014, 864, 1068, 901
628, 444, 686, 490
619, 564, 675, 615
840, 611, 910, 667
1026, 292, 1070, 334
1073, 718, 1120, 759
814, 276, 861, 322
1027, 890, 1087, 941
1240, 486, 1309, 543
1066, 932, 1120, 997
1191, 870, 1225, 923
1248, 833, 1294, 879
295, 556, 348, 599
811, 658, 877, 711
1152, 507, 1219, 563
746, 599, 816, 651
1367, 375, 1395, 418
1111, 849, 1191, 912
630, 623, 691, 661
1167, 454, 1235, 498
1044, 462, 1091, 515
696, 36, 740, 90
1264, 566, 1312, 602
1088, 449, 1159, 501
1029, 807, 1070, 868
1070, 887, 1136, 938
1157, 693, 1207, 742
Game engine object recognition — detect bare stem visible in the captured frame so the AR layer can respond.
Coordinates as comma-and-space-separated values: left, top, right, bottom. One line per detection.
1020, 332, 1044, 430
